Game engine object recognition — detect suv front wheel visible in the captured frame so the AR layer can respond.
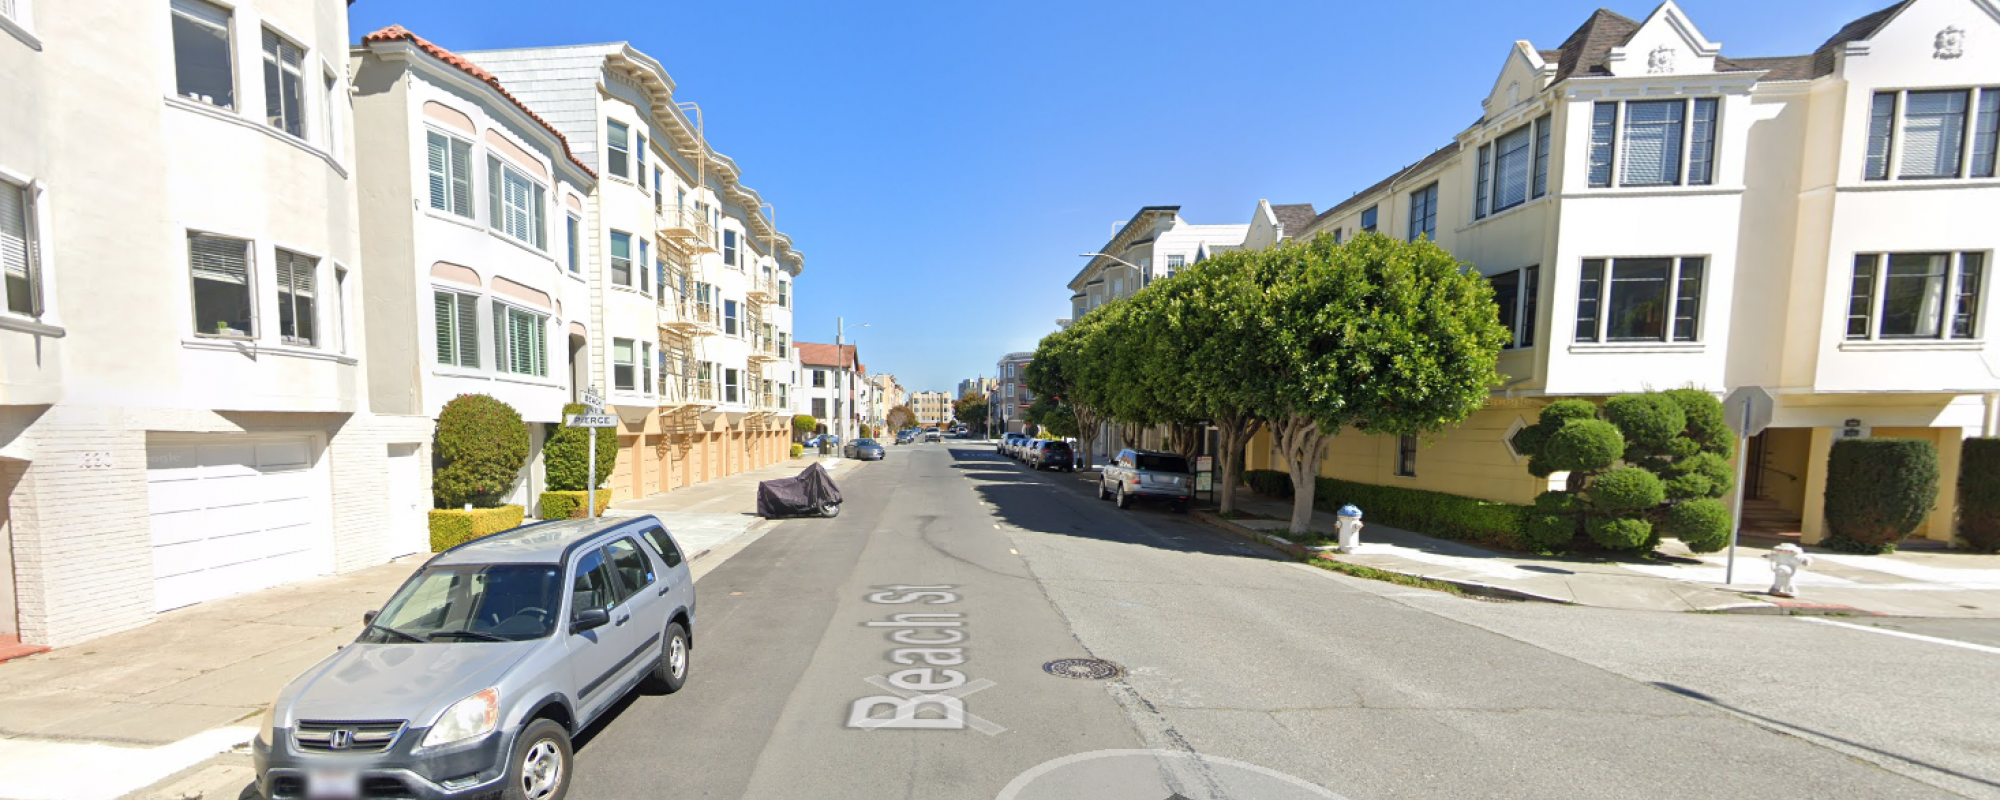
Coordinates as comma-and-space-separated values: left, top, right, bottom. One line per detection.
504, 719, 572, 800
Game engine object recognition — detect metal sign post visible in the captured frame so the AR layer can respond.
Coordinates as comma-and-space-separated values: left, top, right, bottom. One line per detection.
1195, 455, 1215, 502
567, 386, 615, 518
1722, 386, 1776, 585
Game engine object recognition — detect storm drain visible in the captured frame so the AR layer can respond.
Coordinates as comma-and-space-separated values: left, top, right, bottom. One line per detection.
1043, 658, 1124, 680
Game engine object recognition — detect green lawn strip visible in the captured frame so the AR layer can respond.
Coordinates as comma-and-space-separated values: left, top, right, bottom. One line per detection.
1309, 557, 1466, 596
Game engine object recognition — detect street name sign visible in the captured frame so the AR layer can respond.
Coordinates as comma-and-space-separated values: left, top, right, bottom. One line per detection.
566, 413, 619, 428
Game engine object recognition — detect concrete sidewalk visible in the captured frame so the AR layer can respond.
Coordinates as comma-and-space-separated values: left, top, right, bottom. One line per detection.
0, 454, 861, 800
1207, 488, 2000, 618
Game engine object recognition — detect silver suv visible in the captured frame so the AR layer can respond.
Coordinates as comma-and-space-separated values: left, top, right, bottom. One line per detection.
1099, 448, 1195, 512
253, 515, 696, 800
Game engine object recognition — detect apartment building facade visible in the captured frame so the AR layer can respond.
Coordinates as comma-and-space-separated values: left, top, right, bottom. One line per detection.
910, 391, 952, 426
462, 43, 804, 504
0, 0, 434, 647
996, 352, 1034, 434
1066, 207, 1250, 326
798, 342, 861, 440
350, 27, 599, 513
1247, 0, 2000, 545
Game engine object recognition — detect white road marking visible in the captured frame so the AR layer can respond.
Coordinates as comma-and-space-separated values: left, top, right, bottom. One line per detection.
1798, 617, 2000, 656
1009, 549, 1019, 555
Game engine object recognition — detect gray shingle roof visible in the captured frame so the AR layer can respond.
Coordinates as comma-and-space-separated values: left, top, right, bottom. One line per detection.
1269, 203, 1317, 239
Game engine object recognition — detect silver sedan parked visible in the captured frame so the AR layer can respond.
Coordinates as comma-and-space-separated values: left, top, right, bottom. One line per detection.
843, 438, 886, 460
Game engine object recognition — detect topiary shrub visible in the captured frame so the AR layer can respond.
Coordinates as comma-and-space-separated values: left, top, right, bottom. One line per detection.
434, 394, 529, 508
1959, 438, 2000, 553
790, 442, 805, 458
1589, 467, 1666, 511
1605, 393, 1687, 453
1665, 451, 1734, 500
538, 490, 610, 520
1825, 438, 1939, 554
1588, 516, 1652, 551
792, 415, 818, 441
544, 403, 618, 492
429, 505, 525, 551
1521, 513, 1578, 552
1666, 498, 1732, 553
1540, 419, 1624, 476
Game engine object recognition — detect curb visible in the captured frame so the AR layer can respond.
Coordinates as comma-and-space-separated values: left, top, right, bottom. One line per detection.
1714, 598, 1880, 617
1189, 511, 1569, 604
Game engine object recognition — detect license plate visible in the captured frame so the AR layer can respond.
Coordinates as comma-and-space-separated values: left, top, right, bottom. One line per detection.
306, 768, 360, 800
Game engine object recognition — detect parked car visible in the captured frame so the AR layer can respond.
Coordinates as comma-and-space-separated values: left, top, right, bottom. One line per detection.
997, 434, 1019, 455
1099, 448, 1195, 512
844, 437, 887, 460
1000, 434, 1026, 458
804, 434, 842, 450
895, 430, 917, 445
254, 515, 695, 800
924, 430, 943, 443
1025, 440, 1074, 472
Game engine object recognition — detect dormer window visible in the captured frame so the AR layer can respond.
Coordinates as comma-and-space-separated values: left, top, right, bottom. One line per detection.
1587, 98, 1718, 188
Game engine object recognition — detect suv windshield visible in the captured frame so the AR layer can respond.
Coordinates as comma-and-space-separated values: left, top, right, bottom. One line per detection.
361, 564, 563, 643
1135, 454, 1190, 473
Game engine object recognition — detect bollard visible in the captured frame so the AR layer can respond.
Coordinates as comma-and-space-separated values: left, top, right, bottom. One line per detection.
1764, 543, 1813, 598
1335, 504, 1364, 553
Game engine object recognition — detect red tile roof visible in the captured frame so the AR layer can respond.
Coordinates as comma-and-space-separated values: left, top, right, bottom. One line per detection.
796, 342, 857, 369
360, 25, 595, 180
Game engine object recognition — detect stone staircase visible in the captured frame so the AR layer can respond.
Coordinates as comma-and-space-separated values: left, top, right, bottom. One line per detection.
1740, 498, 1803, 546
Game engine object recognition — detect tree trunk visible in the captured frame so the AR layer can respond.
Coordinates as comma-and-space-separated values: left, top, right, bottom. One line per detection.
1167, 423, 1204, 462
1069, 405, 1100, 469
1120, 423, 1143, 449
1214, 412, 1263, 515
1273, 414, 1329, 535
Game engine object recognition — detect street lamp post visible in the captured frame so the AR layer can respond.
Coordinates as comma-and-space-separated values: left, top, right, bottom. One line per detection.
837, 317, 868, 440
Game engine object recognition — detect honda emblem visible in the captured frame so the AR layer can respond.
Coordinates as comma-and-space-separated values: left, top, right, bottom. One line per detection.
329, 729, 352, 750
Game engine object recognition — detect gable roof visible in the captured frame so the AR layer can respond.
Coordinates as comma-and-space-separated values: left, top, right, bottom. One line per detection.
1534, 2, 1910, 87
1270, 203, 1318, 238
796, 342, 857, 369
359, 25, 595, 180
1307, 142, 1462, 232
1549, 8, 1642, 82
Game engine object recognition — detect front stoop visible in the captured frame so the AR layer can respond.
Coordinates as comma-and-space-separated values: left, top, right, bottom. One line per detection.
0, 635, 48, 665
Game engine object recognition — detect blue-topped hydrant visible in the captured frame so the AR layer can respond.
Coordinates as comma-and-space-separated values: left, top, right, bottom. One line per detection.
1336, 504, 1364, 553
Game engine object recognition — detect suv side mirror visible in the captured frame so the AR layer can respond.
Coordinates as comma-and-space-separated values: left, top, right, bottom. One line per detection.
571, 606, 610, 633
362, 610, 377, 626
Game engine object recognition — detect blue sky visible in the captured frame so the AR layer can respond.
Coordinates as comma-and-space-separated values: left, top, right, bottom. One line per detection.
352, 0, 1892, 395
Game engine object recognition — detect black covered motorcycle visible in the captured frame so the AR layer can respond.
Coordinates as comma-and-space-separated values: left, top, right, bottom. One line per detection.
756, 462, 844, 518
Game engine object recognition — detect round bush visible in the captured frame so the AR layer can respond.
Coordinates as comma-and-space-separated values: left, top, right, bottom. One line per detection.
1665, 473, 1714, 501
1663, 388, 1734, 457
434, 394, 529, 508
1605, 393, 1687, 450
1667, 498, 1732, 553
1588, 466, 1665, 512
544, 403, 619, 492
1824, 438, 1940, 553
1538, 399, 1600, 429
1543, 419, 1625, 474
1521, 513, 1577, 552
1533, 490, 1583, 514
792, 415, 818, 438
1587, 516, 1653, 551
1673, 452, 1734, 498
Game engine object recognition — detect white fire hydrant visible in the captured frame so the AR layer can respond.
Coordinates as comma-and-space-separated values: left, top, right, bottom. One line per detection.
1335, 504, 1364, 553
1765, 543, 1814, 598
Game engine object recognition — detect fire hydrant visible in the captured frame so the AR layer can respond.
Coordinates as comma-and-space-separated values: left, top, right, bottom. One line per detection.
1335, 504, 1364, 553
1765, 543, 1814, 598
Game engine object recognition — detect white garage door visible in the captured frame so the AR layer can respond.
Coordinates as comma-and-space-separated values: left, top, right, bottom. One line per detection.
147, 437, 328, 612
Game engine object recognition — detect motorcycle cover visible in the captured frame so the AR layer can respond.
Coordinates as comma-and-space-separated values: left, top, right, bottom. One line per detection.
756, 462, 844, 518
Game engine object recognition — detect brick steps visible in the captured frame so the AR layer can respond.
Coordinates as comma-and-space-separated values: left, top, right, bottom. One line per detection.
0, 635, 48, 664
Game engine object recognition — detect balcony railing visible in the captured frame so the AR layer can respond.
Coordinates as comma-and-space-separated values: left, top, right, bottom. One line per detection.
657, 206, 717, 254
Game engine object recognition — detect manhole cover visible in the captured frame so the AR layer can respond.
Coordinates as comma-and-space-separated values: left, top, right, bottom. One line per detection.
1043, 658, 1123, 680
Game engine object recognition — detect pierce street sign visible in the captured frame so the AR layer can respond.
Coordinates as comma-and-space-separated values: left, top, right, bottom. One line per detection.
1723, 386, 1775, 439
566, 413, 619, 428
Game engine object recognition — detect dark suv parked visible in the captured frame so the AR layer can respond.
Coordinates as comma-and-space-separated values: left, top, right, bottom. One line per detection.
1024, 440, 1074, 472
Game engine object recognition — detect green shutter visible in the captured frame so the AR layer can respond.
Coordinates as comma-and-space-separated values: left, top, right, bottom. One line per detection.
426, 133, 448, 211
493, 302, 508, 373
434, 291, 454, 364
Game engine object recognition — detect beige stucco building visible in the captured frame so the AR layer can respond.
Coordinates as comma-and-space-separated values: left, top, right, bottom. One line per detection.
1247, 0, 2000, 546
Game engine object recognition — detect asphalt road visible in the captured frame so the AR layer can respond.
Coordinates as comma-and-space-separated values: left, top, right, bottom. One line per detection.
566, 440, 2000, 800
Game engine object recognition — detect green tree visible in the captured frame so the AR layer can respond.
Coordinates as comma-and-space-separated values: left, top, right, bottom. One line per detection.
1513, 390, 1739, 553
1026, 324, 1107, 468
792, 414, 818, 443
545, 402, 617, 491
1164, 248, 1276, 514
954, 392, 989, 435
1260, 233, 1509, 535
433, 394, 529, 508
887, 405, 918, 431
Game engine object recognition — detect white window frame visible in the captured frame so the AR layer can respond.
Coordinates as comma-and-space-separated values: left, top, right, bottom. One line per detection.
1574, 256, 1706, 344
321, 63, 341, 159
724, 299, 739, 336
488, 156, 547, 249
433, 288, 480, 368
170, 0, 236, 110
1846, 251, 1986, 341
1865, 87, 2000, 182
1587, 99, 1720, 189
609, 230, 633, 287
491, 300, 549, 377
425, 128, 475, 219
273, 247, 319, 347
606, 120, 630, 179
723, 229, 738, 267
612, 337, 636, 391
260, 26, 307, 139
566, 214, 581, 273
188, 230, 255, 339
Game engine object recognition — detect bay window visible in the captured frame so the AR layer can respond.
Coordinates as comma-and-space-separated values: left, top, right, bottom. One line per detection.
641, 342, 652, 391
606, 120, 629, 178
1473, 114, 1552, 218
490, 303, 547, 377
426, 131, 473, 218
1489, 266, 1539, 349
261, 28, 305, 138
189, 232, 253, 337
725, 368, 740, 404
171, 0, 234, 109
1574, 257, 1705, 343
610, 231, 631, 286
1408, 183, 1438, 242
1866, 88, 2000, 181
638, 238, 650, 293
613, 338, 635, 391
433, 290, 479, 367
1847, 252, 1985, 340
723, 229, 738, 266
1588, 98, 1719, 188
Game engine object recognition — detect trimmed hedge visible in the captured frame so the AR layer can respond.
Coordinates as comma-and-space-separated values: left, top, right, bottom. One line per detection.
790, 443, 806, 458
429, 505, 525, 551
545, 403, 618, 492
1243, 469, 1533, 551
1960, 438, 2000, 553
539, 491, 611, 521
433, 394, 528, 508
1825, 438, 1940, 554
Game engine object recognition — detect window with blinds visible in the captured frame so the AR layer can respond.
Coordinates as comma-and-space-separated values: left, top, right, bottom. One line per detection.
171, 0, 234, 109
433, 290, 479, 367
613, 338, 635, 390
426, 131, 473, 217
275, 248, 317, 346
2, 179, 41, 318
1587, 98, 1717, 188
261, 28, 305, 138
490, 303, 547, 377
189, 232, 253, 336
488, 157, 547, 249
1864, 88, 1999, 181
1491, 125, 1534, 212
